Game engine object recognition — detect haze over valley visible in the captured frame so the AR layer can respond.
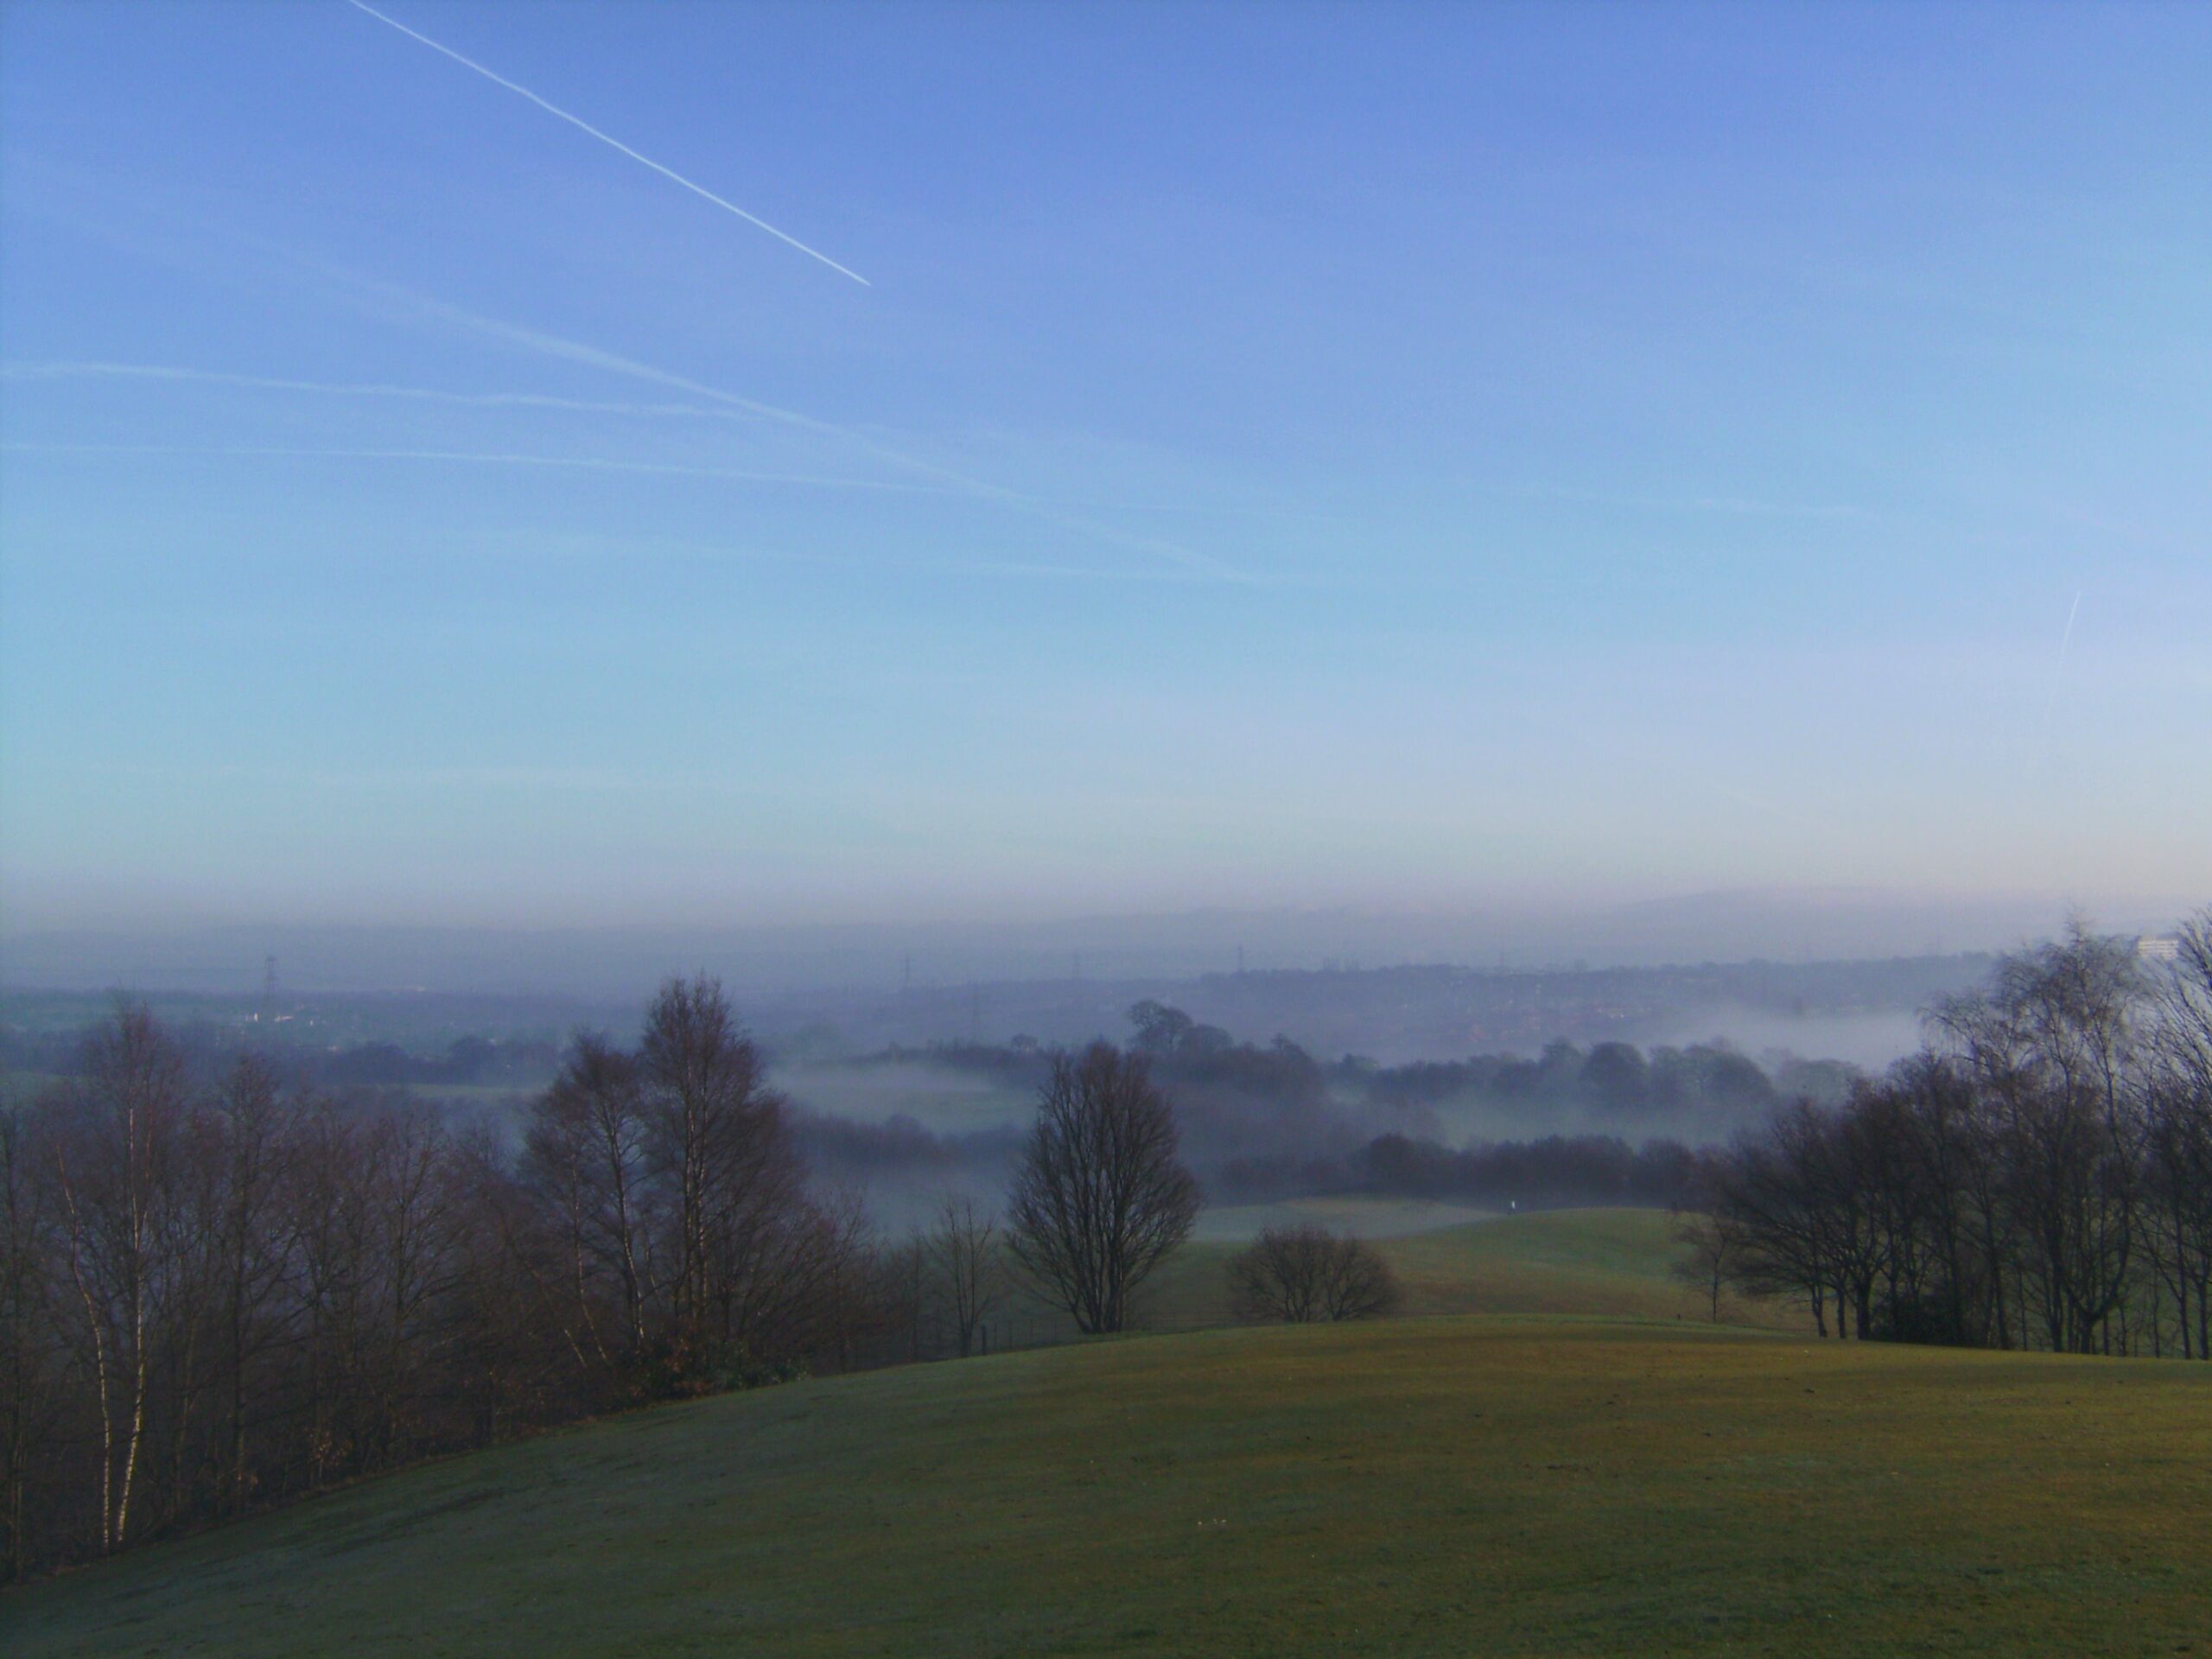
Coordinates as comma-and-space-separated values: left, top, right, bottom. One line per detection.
3, 2, 2208, 1650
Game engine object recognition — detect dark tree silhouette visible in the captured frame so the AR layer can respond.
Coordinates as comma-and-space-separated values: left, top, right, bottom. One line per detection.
1007, 1044, 1201, 1334
1670, 1208, 1745, 1322
1228, 1224, 1399, 1323
1694, 917, 2212, 1357
925, 1195, 1007, 1357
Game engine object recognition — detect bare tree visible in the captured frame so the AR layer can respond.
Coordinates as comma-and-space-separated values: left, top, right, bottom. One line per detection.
2145, 912, 2212, 1357
207, 1055, 296, 1514
1228, 1224, 1399, 1323
524, 1033, 652, 1365
0, 1106, 54, 1580
1007, 1045, 1201, 1334
1670, 1209, 1745, 1322
637, 976, 801, 1370
1936, 922, 2148, 1353
2, 991, 907, 1580
925, 1195, 1007, 1357
1697, 918, 2209, 1357
364, 1105, 467, 1465
41, 1002, 190, 1552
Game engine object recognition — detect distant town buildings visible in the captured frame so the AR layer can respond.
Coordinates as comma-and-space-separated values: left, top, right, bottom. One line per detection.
2137, 936, 2181, 962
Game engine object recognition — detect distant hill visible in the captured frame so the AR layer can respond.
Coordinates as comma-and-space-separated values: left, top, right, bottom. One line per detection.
3, 948, 2002, 1069
4, 887, 2190, 1001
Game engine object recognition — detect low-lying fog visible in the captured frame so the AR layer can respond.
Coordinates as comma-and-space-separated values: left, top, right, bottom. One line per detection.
776, 1009, 1874, 1232
1637, 1007, 1926, 1071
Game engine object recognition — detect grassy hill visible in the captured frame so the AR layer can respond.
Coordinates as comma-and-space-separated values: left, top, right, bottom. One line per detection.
10, 1318, 2208, 1657
1190, 1193, 1500, 1243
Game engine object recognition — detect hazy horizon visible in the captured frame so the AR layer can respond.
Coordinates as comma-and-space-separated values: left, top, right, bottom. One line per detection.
3, 886, 2195, 1001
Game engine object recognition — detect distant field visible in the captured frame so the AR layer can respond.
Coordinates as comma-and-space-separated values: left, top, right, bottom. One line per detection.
1192, 1193, 1498, 1242
775, 1061, 1037, 1135
1380, 1205, 1765, 1322
11, 1318, 2207, 1658
1124, 1205, 1735, 1332
851, 1202, 1721, 1352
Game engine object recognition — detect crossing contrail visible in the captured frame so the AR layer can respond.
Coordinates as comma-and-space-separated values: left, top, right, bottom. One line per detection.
339, 0, 869, 285
381, 285, 1251, 581
7, 248, 1255, 581
2, 360, 1272, 567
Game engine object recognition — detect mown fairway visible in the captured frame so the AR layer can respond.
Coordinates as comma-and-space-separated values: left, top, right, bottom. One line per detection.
1380, 1206, 1729, 1319
10, 1318, 2208, 1658
1191, 1194, 1499, 1243
1134, 1205, 1737, 1329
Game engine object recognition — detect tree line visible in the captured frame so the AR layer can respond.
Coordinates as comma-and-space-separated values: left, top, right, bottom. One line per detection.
0, 979, 1228, 1581
1692, 917, 2212, 1355
0, 1025, 563, 1093
838, 1012, 1810, 1205
0, 979, 898, 1580
953, 1008, 1849, 1127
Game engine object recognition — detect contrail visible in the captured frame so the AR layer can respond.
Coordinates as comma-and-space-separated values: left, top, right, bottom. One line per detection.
339, 0, 869, 285
6, 418, 1249, 578
1, 361, 745, 422
1493, 480, 1876, 522
3, 364, 1289, 555
2034, 588, 2084, 769
377, 282, 1252, 580
1, 440, 977, 498
10, 250, 1253, 579
3, 443, 1214, 585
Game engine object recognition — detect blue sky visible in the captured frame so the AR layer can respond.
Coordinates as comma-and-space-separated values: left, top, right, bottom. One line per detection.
3, 0, 2207, 937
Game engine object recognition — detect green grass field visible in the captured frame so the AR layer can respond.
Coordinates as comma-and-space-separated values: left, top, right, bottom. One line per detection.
1191, 1194, 1500, 1242
1126, 1205, 1732, 1332
11, 1313, 2209, 1657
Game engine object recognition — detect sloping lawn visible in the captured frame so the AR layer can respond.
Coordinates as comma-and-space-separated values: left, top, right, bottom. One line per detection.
10, 1317, 2208, 1657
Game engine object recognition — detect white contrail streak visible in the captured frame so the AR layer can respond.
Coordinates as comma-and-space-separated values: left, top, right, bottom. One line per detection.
1495, 480, 1876, 522
0, 361, 742, 421
1, 440, 975, 497
3, 361, 1282, 560
4, 427, 1251, 578
3, 444, 1210, 585
384, 286, 1251, 580
2034, 588, 2084, 768
221, 242, 1253, 576
7, 257, 1252, 578
339, 0, 870, 285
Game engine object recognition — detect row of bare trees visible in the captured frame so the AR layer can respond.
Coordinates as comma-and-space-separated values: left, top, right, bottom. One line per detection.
519, 978, 877, 1388
0, 977, 889, 1581
1694, 916, 2212, 1356
0, 992, 1233, 1580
